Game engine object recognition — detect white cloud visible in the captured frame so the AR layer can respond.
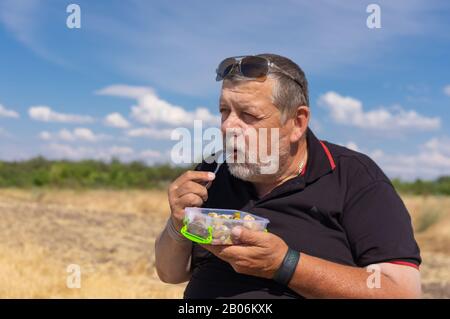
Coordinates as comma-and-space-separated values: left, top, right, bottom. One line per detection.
71, 128, 106, 142
108, 146, 134, 156
345, 141, 359, 152
46, 143, 87, 159
39, 131, 51, 140
0, 104, 19, 118
43, 143, 167, 164
444, 85, 450, 96
126, 127, 173, 140
368, 136, 450, 180
39, 128, 108, 143
97, 85, 219, 127
29, 106, 94, 124
45, 143, 135, 161
96, 85, 154, 99
104, 112, 130, 128
423, 136, 450, 157
131, 96, 219, 127
318, 91, 441, 131
140, 149, 162, 159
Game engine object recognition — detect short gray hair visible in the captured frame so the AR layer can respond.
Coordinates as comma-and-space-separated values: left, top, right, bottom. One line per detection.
223, 53, 309, 123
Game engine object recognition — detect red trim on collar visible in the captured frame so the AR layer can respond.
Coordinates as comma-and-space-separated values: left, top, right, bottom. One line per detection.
300, 162, 307, 176
388, 261, 420, 270
319, 141, 336, 170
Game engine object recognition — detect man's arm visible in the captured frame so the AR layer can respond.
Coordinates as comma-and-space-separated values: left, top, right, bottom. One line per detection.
204, 227, 421, 298
288, 253, 421, 298
154, 219, 192, 284
154, 170, 215, 284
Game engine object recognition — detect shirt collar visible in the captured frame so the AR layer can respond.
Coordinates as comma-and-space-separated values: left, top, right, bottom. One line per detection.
304, 127, 336, 185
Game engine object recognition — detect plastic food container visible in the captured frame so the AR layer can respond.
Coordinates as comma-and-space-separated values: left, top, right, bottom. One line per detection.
181, 207, 270, 245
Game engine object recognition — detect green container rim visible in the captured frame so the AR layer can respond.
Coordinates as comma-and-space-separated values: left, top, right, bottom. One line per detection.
180, 220, 213, 244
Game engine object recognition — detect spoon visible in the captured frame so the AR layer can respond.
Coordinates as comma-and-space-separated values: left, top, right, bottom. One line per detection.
205, 150, 232, 189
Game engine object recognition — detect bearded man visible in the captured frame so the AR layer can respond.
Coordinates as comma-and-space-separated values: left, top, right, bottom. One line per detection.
155, 54, 421, 299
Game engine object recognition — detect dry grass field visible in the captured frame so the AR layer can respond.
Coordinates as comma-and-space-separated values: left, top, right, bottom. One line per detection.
0, 188, 448, 298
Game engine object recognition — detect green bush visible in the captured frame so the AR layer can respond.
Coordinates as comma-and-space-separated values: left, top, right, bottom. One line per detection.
0, 157, 192, 189
0, 157, 448, 194
391, 177, 450, 196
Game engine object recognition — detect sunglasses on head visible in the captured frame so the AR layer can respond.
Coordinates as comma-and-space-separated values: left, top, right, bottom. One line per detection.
215, 55, 304, 91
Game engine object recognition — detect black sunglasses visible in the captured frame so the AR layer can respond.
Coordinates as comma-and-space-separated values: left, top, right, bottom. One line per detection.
215, 55, 304, 91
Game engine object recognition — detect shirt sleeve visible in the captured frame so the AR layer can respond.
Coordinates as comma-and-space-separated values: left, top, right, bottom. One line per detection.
341, 180, 421, 268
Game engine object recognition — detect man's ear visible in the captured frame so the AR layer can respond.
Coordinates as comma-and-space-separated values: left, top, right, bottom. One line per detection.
289, 105, 310, 143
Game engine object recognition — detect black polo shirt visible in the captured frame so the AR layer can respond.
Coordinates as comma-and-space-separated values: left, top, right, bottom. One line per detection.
184, 128, 421, 299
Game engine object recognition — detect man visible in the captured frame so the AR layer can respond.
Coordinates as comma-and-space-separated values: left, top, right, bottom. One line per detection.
155, 53, 422, 298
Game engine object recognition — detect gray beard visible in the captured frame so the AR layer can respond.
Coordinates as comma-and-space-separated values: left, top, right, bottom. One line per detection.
227, 162, 261, 182
227, 147, 290, 183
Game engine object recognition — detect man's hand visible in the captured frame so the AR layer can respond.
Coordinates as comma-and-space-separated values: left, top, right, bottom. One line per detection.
168, 170, 215, 231
203, 227, 421, 298
202, 226, 288, 279
156, 169, 214, 285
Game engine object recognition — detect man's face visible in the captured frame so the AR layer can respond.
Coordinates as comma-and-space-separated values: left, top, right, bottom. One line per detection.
219, 78, 293, 182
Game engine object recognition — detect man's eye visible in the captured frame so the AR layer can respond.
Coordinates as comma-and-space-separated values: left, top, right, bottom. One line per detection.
242, 112, 257, 119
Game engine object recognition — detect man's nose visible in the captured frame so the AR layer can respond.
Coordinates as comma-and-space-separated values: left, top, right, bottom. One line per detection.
221, 113, 243, 133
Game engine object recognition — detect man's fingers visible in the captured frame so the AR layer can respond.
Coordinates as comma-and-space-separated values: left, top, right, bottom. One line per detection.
167, 170, 216, 228
206, 244, 258, 263
174, 170, 215, 188
231, 227, 264, 246
178, 193, 204, 208
175, 181, 208, 202
202, 228, 267, 260
201, 244, 237, 261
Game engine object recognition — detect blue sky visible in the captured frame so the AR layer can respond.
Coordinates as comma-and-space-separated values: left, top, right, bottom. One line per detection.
0, 0, 449, 180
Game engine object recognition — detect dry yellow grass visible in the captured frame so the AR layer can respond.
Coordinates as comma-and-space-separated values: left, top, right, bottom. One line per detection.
401, 195, 450, 298
403, 195, 450, 253
0, 188, 186, 298
0, 188, 171, 216
0, 243, 184, 298
0, 188, 448, 298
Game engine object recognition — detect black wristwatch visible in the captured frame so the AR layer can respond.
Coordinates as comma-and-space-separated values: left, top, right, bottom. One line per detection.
273, 248, 301, 286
